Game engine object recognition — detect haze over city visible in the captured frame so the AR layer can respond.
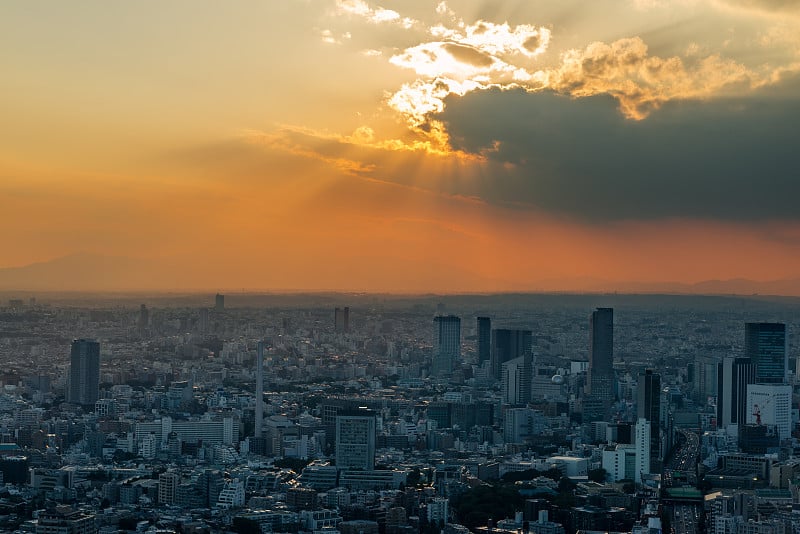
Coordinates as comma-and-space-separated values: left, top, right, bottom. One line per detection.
3, 0, 800, 293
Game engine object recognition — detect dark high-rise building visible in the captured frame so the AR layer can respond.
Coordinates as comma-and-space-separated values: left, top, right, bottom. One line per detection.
433, 315, 461, 376
583, 308, 614, 422
335, 307, 351, 333
215, 293, 225, 311
637, 370, 661, 468
477, 316, 492, 365
717, 357, 756, 429
745, 323, 786, 384
588, 308, 614, 399
491, 328, 532, 379
68, 339, 100, 407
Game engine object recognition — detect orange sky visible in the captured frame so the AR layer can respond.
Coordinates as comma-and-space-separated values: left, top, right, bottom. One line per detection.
2, 1, 800, 292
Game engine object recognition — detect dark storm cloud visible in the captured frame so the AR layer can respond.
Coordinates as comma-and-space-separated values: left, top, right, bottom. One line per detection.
439, 85, 800, 221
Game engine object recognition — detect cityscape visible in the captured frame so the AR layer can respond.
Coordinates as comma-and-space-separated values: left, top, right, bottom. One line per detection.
0, 293, 797, 533
3, 0, 800, 533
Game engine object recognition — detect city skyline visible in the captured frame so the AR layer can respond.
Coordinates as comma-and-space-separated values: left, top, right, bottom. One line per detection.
2, 1, 800, 293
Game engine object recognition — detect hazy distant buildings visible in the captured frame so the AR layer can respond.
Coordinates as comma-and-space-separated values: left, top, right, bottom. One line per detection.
138, 304, 149, 334
745, 323, 786, 384
335, 410, 376, 471
491, 328, 532, 379
717, 357, 756, 429
433, 315, 460, 376
215, 293, 225, 312
477, 316, 491, 365
67, 339, 100, 407
335, 307, 351, 333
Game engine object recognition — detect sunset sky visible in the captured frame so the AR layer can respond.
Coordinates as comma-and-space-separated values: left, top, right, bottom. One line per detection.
2, 0, 800, 292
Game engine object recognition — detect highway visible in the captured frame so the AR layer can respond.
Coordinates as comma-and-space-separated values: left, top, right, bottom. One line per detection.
664, 430, 702, 534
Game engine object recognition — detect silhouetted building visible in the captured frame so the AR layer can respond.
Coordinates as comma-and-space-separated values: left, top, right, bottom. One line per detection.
502, 354, 532, 405
477, 316, 492, 365
637, 370, 661, 469
588, 308, 614, 399
67, 339, 100, 407
717, 357, 756, 429
138, 304, 149, 334
433, 315, 460, 377
491, 328, 532, 379
335, 307, 351, 333
745, 323, 786, 384
215, 293, 225, 311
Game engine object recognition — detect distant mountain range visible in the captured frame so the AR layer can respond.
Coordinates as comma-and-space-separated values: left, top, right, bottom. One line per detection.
2, 252, 800, 295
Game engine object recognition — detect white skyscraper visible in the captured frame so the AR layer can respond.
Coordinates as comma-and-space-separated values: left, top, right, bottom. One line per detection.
634, 418, 651, 481
746, 383, 792, 440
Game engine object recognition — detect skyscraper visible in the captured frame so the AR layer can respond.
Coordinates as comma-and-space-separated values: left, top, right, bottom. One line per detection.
215, 293, 225, 311
68, 339, 100, 407
335, 307, 351, 333
477, 316, 491, 365
491, 328, 532, 379
637, 370, 661, 469
588, 308, 614, 398
335, 409, 376, 470
255, 341, 265, 438
634, 418, 651, 480
717, 357, 756, 429
433, 315, 461, 376
501, 354, 532, 405
745, 323, 787, 384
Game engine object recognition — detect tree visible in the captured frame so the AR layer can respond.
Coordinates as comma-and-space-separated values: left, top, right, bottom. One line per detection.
588, 468, 607, 483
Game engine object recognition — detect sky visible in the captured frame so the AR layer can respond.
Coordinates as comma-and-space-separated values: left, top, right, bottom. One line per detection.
1, 0, 800, 292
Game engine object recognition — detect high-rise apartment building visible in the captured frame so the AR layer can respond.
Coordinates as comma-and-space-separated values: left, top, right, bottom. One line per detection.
477, 316, 492, 365
717, 357, 756, 429
634, 418, 651, 480
501, 354, 532, 405
491, 328, 532, 379
335, 410, 376, 470
67, 339, 100, 407
433, 315, 460, 376
745, 323, 787, 384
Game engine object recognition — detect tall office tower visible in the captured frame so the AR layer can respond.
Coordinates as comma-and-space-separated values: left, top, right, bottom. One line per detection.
335, 307, 351, 333
255, 341, 265, 438
637, 370, 661, 469
745, 383, 792, 440
693, 355, 720, 402
501, 354, 532, 405
588, 308, 614, 398
634, 418, 651, 480
335, 409, 376, 470
68, 339, 100, 407
717, 357, 756, 429
215, 293, 225, 311
433, 315, 461, 376
745, 323, 787, 384
477, 316, 492, 365
491, 328, 533, 379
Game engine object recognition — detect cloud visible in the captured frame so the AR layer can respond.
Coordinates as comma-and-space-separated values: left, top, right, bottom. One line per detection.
329, 0, 800, 154
717, 0, 800, 14
439, 85, 800, 221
